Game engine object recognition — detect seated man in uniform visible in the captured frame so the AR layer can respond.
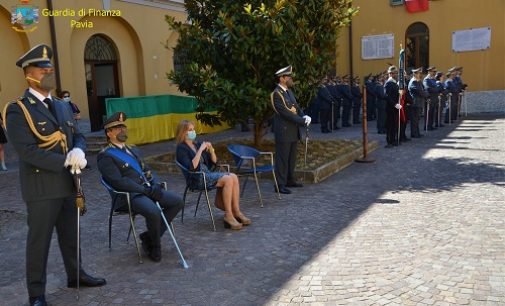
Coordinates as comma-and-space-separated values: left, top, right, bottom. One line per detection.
97, 112, 184, 262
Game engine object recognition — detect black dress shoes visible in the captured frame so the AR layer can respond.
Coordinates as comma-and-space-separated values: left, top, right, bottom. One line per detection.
140, 231, 152, 255
149, 245, 162, 262
29, 295, 47, 306
275, 185, 291, 194
140, 232, 161, 262
286, 181, 303, 188
67, 271, 106, 288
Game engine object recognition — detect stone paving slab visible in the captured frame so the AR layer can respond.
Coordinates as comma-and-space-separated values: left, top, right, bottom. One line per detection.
1, 117, 504, 305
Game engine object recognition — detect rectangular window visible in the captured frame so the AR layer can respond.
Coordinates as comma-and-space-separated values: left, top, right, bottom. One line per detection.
390, 0, 404, 6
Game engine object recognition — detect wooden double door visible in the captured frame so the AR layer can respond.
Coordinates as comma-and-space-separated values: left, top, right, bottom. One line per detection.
85, 61, 120, 131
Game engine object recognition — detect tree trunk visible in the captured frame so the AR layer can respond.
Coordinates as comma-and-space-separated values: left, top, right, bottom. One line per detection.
253, 118, 266, 147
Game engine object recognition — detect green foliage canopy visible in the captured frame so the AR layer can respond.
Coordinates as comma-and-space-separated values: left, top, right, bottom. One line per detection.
166, 0, 358, 144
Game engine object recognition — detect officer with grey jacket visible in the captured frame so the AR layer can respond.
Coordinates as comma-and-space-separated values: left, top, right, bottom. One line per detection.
4, 44, 105, 306
408, 67, 428, 138
423, 66, 439, 131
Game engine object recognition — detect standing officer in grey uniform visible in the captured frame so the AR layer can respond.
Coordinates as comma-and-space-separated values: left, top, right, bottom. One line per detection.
408, 67, 428, 138
375, 72, 387, 134
338, 75, 354, 127
435, 72, 446, 127
351, 76, 362, 124
423, 66, 438, 131
384, 66, 402, 147
270, 65, 310, 194
316, 77, 334, 133
444, 68, 459, 123
3, 44, 105, 306
365, 74, 377, 121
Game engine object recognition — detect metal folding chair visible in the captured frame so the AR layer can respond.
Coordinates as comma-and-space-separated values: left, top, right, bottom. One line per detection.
175, 160, 220, 231
226, 144, 281, 207
100, 177, 143, 264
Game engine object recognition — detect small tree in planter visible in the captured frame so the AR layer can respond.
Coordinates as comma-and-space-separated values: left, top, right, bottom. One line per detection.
166, 0, 357, 146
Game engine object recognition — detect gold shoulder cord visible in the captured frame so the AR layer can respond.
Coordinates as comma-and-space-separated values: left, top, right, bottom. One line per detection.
270, 91, 296, 114
2, 100, 68, 153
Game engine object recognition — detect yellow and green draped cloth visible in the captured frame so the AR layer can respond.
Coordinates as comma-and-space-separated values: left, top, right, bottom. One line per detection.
105, 95, 229, 145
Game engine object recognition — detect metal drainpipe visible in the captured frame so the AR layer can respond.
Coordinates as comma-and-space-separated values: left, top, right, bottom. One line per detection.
46, 0, 62, 94
348, 20, 354, 81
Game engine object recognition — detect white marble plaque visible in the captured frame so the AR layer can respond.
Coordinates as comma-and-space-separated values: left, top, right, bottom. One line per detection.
361, 34, 394, 60
452, 27, 491, 52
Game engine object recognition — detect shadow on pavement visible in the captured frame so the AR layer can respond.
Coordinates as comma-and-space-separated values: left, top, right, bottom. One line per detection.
0, 115, 503, 305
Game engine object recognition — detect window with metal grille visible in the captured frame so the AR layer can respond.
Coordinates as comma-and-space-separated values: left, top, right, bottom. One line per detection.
84, 35, 117, 61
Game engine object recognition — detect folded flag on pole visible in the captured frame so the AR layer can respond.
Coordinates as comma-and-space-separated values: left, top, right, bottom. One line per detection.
398, 46, 408, 123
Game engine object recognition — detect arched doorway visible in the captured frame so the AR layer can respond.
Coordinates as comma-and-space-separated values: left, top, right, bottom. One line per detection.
84, 34, 120, 131
405, 22, 429, 73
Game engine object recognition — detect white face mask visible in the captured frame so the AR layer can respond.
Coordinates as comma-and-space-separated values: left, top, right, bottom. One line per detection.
63, 97, 70, 102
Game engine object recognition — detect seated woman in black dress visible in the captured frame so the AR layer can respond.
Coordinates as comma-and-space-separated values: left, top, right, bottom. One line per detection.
175, 120, 251, 230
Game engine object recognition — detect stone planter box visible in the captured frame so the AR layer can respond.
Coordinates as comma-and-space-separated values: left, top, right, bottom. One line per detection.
296, 141, 378, 183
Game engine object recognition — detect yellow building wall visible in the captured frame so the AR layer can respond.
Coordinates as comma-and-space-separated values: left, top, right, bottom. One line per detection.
3, 0, 502, 116
0, 0, 186, 119
337, 0, 505, 91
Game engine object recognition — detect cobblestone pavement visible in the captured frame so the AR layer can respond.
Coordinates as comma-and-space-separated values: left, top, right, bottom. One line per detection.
1, 116, 504, 306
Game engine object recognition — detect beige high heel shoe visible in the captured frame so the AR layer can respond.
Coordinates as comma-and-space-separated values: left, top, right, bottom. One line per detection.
223, 214, 242, 230
235, 213, 252, 226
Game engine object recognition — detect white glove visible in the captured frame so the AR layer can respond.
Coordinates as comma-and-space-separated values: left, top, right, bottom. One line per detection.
64, 148, 87, 173
303, 115, 312, 126
395, 103, 402, 110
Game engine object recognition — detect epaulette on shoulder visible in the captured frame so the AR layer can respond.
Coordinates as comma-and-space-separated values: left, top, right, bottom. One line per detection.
99, 143, 114, 153
9, 96, 25, 104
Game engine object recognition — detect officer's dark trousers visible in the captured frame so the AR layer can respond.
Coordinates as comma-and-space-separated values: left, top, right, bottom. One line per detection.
445, 96, 458, 123
424, 99, 437, 129
26, 195, 79, 297
386, 108, 399, 145
131, 191, 183, 247
319, 106, 331, 131
367, 98, 376, 120
275, 141, 298, 186
434, 97, 443, 126
352, 101, 361, 123
333, 102, 341, 129
342, 103, 352, 126
410, 106, 422, 137
376, 103, 386, 133
308, 101, 320, 124
400, 122, 408, 141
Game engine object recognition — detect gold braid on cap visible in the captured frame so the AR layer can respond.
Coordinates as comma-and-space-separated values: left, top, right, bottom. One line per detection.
2, 100, 68, 153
